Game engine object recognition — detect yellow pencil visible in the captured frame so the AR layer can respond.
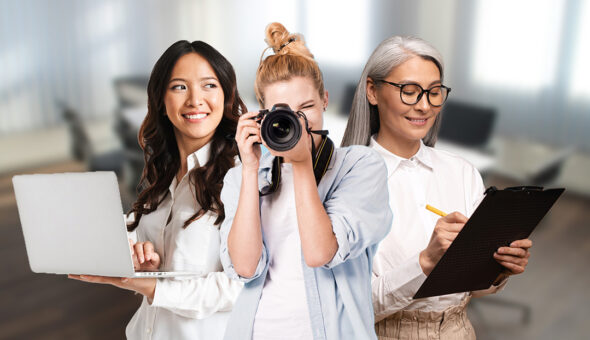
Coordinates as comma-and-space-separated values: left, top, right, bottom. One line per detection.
425, 204, 447, 217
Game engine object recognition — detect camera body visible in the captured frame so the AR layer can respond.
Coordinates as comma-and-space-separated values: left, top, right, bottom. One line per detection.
254, 104, 303, 151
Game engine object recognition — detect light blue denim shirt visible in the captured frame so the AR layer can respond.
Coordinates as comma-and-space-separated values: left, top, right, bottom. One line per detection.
220, 145, 393, 340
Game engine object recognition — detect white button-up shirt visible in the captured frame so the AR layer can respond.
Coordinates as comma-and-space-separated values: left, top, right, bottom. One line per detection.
370, 137, 506, 323
126, 142, 243, 340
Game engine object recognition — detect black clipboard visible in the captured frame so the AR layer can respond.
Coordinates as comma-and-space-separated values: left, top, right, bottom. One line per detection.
413, 186, 564, 299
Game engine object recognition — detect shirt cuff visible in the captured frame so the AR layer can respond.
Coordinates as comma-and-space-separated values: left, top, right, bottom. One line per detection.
149, 278, 171, 307
220, 244, 269, 283
322, 218, 351, 269
384, 252, 427, 300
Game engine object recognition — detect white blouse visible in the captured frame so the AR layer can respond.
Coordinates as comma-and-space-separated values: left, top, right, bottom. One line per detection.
126, 142, 243, 340
370, 137, 506, 323
252, 164, 313, 339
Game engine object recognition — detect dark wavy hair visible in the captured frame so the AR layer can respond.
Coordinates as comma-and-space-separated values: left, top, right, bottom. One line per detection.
127, 40, 246, 231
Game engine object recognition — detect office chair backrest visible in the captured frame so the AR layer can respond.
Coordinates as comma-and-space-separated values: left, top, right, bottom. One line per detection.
60, 104, 93, 161
439, 101, 497, 148
340, 83, 357, 116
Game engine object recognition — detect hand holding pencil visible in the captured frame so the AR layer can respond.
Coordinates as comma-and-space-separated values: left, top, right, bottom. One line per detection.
420, 204, 533, 280
419, 206, 468, 276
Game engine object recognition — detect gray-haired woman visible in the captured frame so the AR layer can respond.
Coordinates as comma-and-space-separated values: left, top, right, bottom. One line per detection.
342, 36, 533, 340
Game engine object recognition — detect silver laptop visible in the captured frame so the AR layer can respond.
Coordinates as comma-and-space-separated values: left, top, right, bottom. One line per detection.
12, 171, 202, 278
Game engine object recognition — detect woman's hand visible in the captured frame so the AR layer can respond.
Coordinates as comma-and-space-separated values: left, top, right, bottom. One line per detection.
130, 239, 161, 272
236, 112, 262, 171
269, 115, 313, 164
68, 274, 156, 300
419, 212, 468, 275
493, 238, 532, 279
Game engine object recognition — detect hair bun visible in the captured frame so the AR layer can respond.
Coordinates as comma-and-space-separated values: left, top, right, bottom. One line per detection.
264, 22, 313, 58
265, 22, 290, 52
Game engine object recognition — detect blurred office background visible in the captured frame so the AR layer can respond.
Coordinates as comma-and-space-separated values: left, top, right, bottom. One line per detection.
0, 0, 588, 339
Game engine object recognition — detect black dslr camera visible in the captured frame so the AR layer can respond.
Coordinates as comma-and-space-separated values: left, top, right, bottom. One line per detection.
254, 104, 305, 151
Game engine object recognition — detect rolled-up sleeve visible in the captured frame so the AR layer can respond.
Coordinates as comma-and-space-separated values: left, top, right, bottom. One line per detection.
323, 148, 393, 268
219, 166, 269, 282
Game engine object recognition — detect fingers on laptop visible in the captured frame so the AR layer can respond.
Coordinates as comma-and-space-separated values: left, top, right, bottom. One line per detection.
134, 243, 145, 263
143, 242, 159, 264
133, 242, 160, 270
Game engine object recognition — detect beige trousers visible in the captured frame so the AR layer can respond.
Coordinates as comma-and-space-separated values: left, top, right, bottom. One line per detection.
374, 298, 476, 340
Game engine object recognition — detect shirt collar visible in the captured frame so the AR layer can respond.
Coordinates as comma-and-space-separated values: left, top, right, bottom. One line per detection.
369, 135, 433, 176
415, 140, 433, 169
168, 141, 212, 194
187, 141, 212, 172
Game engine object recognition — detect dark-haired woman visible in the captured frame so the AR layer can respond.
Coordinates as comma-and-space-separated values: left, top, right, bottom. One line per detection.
69, 40, 245, 340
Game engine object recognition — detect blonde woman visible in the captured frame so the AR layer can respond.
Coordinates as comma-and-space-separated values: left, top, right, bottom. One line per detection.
219, 23, 392, 340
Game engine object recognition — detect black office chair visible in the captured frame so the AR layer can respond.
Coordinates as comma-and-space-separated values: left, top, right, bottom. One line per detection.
112, 76, 149, 194
438, 100, 497, 150
59, 101, 125, 176
339, 83, 357, 116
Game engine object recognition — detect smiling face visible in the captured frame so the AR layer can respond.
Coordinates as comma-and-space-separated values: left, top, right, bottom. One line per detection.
261, 76, 328, 148
164, 52, 224, 155
367, 56, 442, 157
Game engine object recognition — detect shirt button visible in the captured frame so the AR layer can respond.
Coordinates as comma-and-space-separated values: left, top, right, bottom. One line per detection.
146, 328, 152, 333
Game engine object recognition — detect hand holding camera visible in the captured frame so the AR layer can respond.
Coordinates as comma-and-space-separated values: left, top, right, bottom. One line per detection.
237, 104, 315, 166
235, 111, 262, 171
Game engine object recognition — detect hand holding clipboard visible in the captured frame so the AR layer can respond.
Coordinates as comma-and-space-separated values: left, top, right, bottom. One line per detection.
414, 186, 564, 299
422, 205, 532, 279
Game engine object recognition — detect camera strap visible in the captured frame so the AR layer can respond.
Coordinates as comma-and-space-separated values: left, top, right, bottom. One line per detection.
260, 134, 334, 196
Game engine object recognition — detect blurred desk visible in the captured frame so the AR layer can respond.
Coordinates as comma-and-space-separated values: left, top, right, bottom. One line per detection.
435, 139, 496, 174
122, 106, 148, 130
488, 137, 572, 186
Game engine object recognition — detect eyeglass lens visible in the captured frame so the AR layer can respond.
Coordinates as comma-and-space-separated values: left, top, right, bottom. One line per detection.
400, 84, 448, 106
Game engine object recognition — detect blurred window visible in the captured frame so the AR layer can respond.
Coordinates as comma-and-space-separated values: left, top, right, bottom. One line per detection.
304, 0, 368, 65
470, 0, 565, 92
570, 0, 590, 99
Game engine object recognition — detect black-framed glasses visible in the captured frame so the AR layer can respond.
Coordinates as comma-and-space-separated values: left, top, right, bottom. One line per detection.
378, 80, 451, 107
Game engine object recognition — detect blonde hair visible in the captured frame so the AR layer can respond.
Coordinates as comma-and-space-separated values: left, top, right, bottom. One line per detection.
255, 22, 325, 107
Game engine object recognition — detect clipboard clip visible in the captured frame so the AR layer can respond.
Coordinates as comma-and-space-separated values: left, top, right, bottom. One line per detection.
484, 186, 544, 196
484, 186, 498, 195
505, 186, 544, 192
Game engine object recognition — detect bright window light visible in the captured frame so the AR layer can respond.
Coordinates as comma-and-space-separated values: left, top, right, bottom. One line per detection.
471, 0, 565, 91
570, 1, 590, 99
304, 0, 368, 65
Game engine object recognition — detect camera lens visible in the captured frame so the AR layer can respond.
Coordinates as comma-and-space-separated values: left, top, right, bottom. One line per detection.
271, 120, 292, 140
260, 107, 302, 151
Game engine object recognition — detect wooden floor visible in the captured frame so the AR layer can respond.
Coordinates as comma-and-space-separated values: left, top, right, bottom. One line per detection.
0, 163, 588, 339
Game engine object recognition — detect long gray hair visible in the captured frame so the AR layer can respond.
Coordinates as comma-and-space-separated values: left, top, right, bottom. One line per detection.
341, 36, 445, 147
